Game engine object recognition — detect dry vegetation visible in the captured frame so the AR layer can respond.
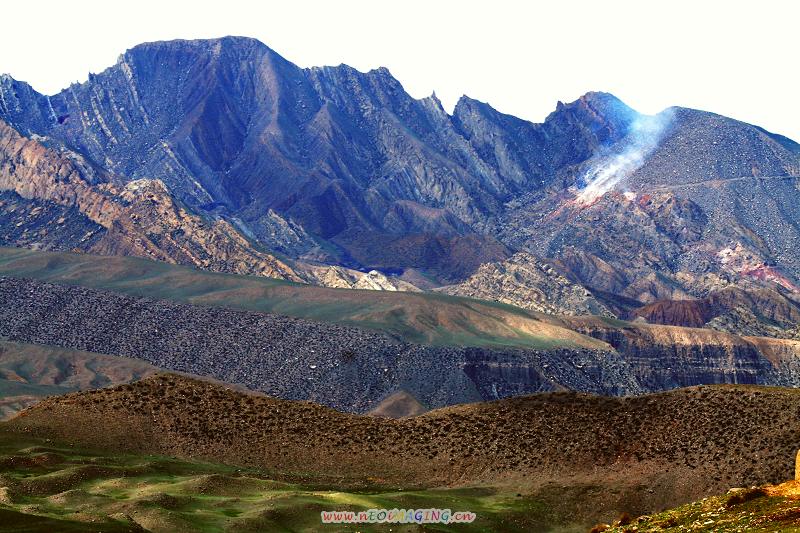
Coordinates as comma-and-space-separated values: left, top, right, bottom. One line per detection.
4, 374, 800, 526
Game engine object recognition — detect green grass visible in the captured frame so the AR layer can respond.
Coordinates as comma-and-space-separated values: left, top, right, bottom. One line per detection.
0, 508, 140, 532
0, 246, 605, 351
0, 430, 587, 532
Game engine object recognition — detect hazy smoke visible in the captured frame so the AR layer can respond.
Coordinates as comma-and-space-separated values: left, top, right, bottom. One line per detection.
575, 109, 675, 205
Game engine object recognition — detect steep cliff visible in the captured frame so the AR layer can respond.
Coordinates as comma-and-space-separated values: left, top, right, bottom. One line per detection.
567, 317, 800, 390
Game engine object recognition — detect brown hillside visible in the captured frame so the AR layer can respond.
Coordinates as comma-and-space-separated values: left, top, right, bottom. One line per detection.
632, 299, 716, 328
0, 341, 161, 420
630, 286, 800, 336
367, 390, 428, 418
4, 374, 800, 517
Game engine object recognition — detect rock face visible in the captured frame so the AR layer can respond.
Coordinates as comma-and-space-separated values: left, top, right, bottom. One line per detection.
566, 316, 800, 390
438, 252, 613, 316
300, 264, 420, 292
0, 118, 300, 279
0, 191, 103, 251
796, 450, 800, 482
0, 36, 799, 306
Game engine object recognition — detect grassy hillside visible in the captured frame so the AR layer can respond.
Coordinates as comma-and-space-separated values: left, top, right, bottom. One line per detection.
0, 431, 572, 533
0, 247, 604, 350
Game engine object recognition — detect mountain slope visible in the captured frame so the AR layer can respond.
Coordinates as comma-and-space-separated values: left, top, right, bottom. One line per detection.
0, 246, 602, 349
0, 38, 523, 280
3, 248, 800, 403
0, 275, 642, 412
499, 106, 800, 304
438, 251, 615, 316
631, 286, 800, 333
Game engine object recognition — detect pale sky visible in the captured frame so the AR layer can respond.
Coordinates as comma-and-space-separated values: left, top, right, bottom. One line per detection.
1, 0, 798, 140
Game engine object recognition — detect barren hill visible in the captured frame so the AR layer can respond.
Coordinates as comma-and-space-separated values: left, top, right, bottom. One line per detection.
0, 341, 160, 420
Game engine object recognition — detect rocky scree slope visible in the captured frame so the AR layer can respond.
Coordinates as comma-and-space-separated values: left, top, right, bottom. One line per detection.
0, 276, 641, 412
3, 274, 800, 405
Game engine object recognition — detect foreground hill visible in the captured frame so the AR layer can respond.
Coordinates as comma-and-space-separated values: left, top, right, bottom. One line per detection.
4, 375, 800, 530
0, 430, 571, 532
601, 481, 800, 532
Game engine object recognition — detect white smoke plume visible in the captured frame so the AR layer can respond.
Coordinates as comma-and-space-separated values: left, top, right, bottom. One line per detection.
575, 108, 675, 205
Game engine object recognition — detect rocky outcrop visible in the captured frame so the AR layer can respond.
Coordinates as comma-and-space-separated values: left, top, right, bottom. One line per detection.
631, 286, 800, 338
437, 252, 613, 316
301, 264, 420, 292
0, 191, 103, 251
706, 307, 800, 340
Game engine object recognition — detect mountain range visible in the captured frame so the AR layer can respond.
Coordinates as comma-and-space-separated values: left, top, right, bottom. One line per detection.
2, 36, 799, 322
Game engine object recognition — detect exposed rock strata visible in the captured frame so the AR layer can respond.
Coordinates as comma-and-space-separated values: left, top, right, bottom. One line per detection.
567, 317, 800, 389
0, 119, 299, 279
